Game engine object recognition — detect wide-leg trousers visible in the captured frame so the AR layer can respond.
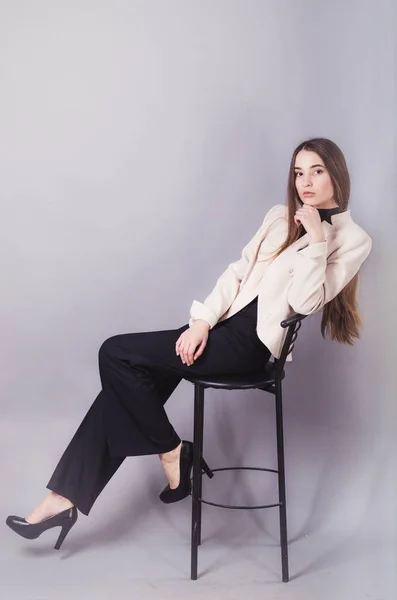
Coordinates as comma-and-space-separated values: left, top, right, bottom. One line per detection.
47, 297, 271, 515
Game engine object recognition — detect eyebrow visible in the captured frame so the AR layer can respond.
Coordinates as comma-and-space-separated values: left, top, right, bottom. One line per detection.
294, 164, 325, 170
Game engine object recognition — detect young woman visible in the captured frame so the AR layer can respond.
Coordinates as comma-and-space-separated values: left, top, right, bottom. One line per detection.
6, 137, 372, 550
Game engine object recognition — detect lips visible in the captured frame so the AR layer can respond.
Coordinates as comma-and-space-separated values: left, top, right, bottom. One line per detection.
303, 192, 315, 197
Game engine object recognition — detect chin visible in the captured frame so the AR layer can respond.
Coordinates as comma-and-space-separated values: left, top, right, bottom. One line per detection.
301, 198, 318, 206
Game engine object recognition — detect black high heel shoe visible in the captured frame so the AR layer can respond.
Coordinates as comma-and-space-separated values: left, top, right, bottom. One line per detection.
159, 440, 214, 504
6, 506, 78, 550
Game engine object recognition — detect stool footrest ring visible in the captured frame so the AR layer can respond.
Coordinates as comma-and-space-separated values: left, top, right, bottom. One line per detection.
191, 466, 281, 510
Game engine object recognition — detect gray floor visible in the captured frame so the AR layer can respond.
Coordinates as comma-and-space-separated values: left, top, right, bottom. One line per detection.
1, 419, 395, 600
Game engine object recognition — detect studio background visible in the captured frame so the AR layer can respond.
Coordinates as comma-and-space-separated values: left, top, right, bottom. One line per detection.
0, 1, 395, 599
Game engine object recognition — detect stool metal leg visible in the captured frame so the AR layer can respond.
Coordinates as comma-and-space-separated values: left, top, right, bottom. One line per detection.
275, 377, 289, 582
191, 383, 204, 580
197, 388, 205, 547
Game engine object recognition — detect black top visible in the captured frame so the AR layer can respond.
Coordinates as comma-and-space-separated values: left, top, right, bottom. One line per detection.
317, 206, 345, 224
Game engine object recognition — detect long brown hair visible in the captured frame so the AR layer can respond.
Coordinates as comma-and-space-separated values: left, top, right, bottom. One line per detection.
275, 137, 362, 345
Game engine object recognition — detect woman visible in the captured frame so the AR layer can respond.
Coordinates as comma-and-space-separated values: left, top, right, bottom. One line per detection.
6, 137, 372, 550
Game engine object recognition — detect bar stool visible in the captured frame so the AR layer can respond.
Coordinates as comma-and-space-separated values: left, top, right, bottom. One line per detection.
184, 312, 306, 581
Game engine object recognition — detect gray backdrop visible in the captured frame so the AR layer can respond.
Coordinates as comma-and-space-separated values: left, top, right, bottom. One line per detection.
1, 1, 396, 599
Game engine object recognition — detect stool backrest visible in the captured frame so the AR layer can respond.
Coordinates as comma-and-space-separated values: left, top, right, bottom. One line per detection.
273, 313, 307, 378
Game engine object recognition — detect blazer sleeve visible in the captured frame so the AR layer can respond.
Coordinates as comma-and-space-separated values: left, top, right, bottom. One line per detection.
189, 204, 286, 328
287, 229, 372, 315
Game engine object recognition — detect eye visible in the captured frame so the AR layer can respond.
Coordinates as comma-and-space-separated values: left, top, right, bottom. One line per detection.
295, 172, 302, 177
314, 169, 323, 175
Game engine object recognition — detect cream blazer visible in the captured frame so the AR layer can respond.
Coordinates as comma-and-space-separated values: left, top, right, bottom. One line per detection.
189, 204, 372, 361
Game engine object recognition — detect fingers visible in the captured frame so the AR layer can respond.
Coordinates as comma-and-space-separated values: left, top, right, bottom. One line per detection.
296, 205, 317, 217
179, 341, 187, 364
175, 335, 182, 356
181, 342, 194, 366
295, 208, 305, 224
187, 345, 196, 366
177, 337, 191, 366
295, 205, 317, 225
175, 333, 192, 360
193, 339, 207, 361
176, 336, 207, 366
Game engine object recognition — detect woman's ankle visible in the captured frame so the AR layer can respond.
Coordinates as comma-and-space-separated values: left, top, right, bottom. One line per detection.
25, 493, 74, 523
159, 441, 182, 463
48, 491, 74, 508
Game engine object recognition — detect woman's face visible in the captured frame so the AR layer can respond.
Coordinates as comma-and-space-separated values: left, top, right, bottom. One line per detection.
294, 150, 337, 209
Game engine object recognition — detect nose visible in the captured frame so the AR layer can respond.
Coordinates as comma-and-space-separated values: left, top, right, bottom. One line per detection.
302, 175, 313, 187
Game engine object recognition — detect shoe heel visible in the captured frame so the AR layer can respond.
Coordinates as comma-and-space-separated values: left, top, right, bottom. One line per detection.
54, 521, 74, 550
200, 457, 214, 479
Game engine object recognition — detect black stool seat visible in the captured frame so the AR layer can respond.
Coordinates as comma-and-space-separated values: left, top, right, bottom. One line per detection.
185, 361, 284, 390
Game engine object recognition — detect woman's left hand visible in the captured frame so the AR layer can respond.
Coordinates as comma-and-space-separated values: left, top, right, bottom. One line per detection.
294, 205, 325, 243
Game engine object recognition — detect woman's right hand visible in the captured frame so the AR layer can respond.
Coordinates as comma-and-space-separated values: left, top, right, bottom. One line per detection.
175, 320, 210, 366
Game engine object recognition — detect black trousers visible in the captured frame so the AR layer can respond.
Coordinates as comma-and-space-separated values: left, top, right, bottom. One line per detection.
47, 298, 271, 515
